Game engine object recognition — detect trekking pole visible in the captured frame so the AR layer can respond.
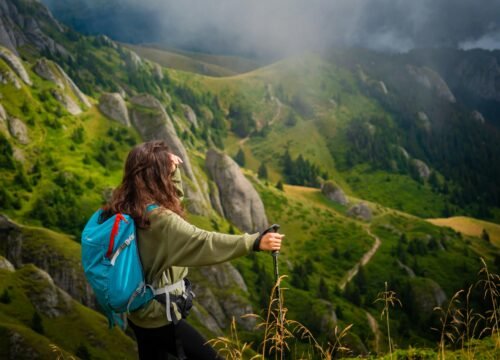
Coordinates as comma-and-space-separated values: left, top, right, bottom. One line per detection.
264, 224, 284, 359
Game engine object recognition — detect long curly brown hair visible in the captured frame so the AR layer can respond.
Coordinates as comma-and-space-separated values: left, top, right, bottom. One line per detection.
102, 140, 184, 228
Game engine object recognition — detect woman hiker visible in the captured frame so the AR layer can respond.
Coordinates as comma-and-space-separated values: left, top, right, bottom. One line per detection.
101, 140, 284, 359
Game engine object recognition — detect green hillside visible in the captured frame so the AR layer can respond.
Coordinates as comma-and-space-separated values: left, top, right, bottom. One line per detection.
0, 0, 498, 358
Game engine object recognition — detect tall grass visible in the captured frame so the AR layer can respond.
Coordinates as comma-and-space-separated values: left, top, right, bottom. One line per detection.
374, 281, 402, 360
433, 258, 499, 359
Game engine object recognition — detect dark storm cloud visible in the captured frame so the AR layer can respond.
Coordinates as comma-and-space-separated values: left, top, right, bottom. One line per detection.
42, 0, 500, 56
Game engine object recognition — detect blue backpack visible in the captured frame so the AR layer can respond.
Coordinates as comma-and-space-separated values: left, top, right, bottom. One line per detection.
81, 205, 158, 328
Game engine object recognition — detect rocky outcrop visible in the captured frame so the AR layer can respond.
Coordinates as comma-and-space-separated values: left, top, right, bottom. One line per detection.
220, 293, 255, 330
129, 94, 210, 215
0, 46, 31, 85
200, 263, 248, 293
12, 146, 25, 163
407, 65, 456, 103
192, 285, 228, 329
33, 58, 90, 112
412, 159, 431, 180
0, 215, 95, 308
124, 49, 142, 71
398, 146, 410, 160
0, 0, 68, 57
0, 102, 8, 134
206, 148, 268, 233
0, 65, 21, 88
152, 62, 163, 81
209, 181, 224, 217
8, 117, 29, 144
98, 92, 130, 126
182, 104, 198, 128
33, 58, 63, 88
409, 277, 447, 321
347, 203, 372, 221
416, 111, 431, 131
0, 255, 14, 271
51, 88, 81, 115
191, 304, 223, 335
472, 110, 485, 124
22, 265, 73, 318
322, 181, 348, 206
378, 81, 388, 95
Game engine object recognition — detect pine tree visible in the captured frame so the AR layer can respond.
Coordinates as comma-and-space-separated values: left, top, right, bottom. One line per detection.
31, 311, 44, 334
481, 229, 490, 243
318, 277, 329, 300
258, 162, 268, 179
0, 289, 11, 304
275, 180, 284, 191
234, 149, 245, 167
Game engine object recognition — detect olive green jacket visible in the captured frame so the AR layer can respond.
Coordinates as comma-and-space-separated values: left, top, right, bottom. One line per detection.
128, 168, 260, 328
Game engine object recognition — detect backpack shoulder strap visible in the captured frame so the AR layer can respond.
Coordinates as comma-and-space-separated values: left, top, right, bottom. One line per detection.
146, 204, 159, 213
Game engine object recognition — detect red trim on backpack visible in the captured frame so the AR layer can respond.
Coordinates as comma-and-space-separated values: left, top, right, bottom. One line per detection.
106, 213, 125, 259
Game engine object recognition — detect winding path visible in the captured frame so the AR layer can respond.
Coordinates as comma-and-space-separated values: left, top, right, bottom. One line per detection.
338, 226, 381, 291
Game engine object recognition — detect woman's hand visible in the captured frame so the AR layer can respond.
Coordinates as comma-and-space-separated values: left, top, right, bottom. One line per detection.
169, 153, 184, 172
259, 232, 284, 251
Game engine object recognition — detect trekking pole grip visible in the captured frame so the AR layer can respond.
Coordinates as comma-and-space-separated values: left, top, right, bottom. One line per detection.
265, 224, 280, 256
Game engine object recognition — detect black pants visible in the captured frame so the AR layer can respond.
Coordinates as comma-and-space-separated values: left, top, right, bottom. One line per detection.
129, 319, 221, 360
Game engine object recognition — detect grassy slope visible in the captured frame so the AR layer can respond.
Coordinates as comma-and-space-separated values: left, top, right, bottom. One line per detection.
125, 44, 238, 77
428, 217, 500, 248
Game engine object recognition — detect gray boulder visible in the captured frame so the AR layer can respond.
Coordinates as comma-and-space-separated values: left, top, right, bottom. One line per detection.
129, 94, 210, 215
407, 65, 456, 103
51, 88, 81, 115
472, 110, 485, 124
416, 111, 431, 132
182, 104, 198, 128
0, 66, 21, 88
191, 304, 223, 335
0, 46, 31, 85
192, 284, 228, 328
0, 102, 8, 134
152, 62, 164, 81
322, 181, 348, 206
98, 92, 130, 126
347, 203, 372, 221
0, 255, 15, 272
33, 58, 64, 88
8, 117, 29, 144
206, 148, 268, 233
412, 159, 431, 180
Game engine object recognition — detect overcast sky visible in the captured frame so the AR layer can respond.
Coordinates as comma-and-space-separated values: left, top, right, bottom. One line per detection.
43, 0, 500, 57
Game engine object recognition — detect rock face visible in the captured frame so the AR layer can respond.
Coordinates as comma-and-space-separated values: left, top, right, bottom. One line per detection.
407, 65, 456, 103
8, 117, 29, 144
0, 0, 68, 57
200, 263, 248, 293
206, 148, 268, 233
322, 181, 348, 206
33, 58, 90, 113
182, 104, 198, 128
347, 203, 372, 221
98, 92, 130, 126
0, 215, 96, 308
22, 265, 73, 318
129, 94, 210, 215
412, 159, 431, 180
0, 46, 31, 85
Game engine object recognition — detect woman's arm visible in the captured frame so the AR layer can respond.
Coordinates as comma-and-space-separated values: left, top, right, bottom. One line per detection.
150, 210, 283, 268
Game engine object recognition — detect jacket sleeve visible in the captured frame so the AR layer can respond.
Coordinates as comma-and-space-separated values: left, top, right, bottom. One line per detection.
171, 166, 184, 201
155, 210, 259, 267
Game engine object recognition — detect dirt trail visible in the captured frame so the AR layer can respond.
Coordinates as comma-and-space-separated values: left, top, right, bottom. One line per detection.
339, 226, 381, 290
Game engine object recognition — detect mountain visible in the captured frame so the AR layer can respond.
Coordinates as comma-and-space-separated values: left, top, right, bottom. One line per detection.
0, 0, 498, 358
